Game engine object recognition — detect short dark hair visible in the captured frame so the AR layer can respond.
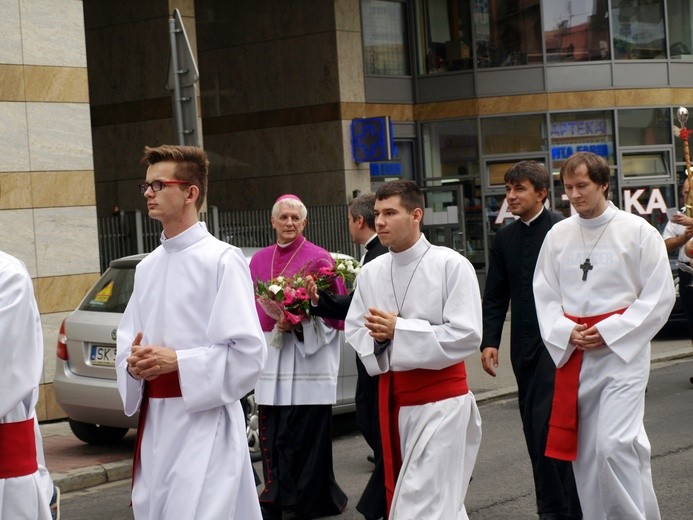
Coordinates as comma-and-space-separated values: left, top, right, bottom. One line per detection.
375, 180, 424, 213
560, 151, 611, 199
504, 160, 550, 202
348, 194, 376, 230
141, 145, 208, 210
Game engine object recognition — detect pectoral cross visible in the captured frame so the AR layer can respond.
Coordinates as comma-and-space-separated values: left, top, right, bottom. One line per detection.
580, 258, 593, 281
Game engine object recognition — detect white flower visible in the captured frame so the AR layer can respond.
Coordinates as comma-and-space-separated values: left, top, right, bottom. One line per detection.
347, 265, 356, 274
294, 276, 303, 285
336, 263, 346, 272
268, 284, 283, 294
276, 276, 285, 284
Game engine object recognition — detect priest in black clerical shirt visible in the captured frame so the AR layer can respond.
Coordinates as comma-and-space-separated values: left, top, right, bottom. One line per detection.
481, 161, 582, 520
306, 194, 388, 520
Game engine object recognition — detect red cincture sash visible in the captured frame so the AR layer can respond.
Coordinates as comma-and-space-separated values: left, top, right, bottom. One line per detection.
545, 308, 626, 461
378, 361, 469, 516
0, 418, 38, 478
131, 371, 182, 485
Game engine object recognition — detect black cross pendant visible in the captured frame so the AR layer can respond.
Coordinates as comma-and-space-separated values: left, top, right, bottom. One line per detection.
580, 258, 593, 281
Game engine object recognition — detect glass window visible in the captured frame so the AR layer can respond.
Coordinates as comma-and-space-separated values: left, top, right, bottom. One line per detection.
474, 0, 542, 68
618, 108, 671, 146
362, 0, 411, 75
611, 0, 666, 59
543, 0, 610, 62
620, 184, 674, 231
80, 266, 136, 314
668, 0, 693, 59
422, 119, 479, 183
674, 106, 693, 165
480, 114, 546, 155
621, 151, 670, 177
418, 0, 473, 74
549, 111, 616, 216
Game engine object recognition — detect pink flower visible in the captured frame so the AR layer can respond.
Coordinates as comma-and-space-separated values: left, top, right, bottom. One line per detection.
294, 287, 309, 300
318, 266, 334, 277
284, 310, 303, 325
283, 291, 294, 305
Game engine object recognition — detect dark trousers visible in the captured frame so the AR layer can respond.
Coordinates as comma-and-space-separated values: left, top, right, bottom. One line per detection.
354, 355, 386, 520
678, 269, 693, 340
258, 404, 347, 519
515, 347, 582, 518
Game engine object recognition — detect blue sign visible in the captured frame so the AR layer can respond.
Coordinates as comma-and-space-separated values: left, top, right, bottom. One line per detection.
351, 117, 394, 163
551, 143, 610, 160
370, 162, 402, 177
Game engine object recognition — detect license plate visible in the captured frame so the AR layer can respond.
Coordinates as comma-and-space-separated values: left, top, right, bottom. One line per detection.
90, 345, 116, 367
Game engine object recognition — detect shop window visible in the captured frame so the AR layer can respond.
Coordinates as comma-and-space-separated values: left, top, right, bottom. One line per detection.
480, 114, 546, 156
474, 0, 542, 67
418, 0, 473, 74
611, 0, 665, 59
621, 152, 670, 178
422, 119, 479, 183
618, 108, 671, 146
362, 0, 411, 75
543, 0, 610, 62
550, 111, 615, 169
667, 0, 693, 59
549, 111, 616, 217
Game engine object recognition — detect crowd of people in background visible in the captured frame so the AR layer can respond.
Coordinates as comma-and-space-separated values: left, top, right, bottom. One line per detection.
4, 144, 689, 520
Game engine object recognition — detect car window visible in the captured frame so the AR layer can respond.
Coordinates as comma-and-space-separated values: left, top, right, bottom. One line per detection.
79, 266, 135, 313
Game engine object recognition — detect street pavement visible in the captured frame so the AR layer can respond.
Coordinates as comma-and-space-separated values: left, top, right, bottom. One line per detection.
41, 322, 693, 495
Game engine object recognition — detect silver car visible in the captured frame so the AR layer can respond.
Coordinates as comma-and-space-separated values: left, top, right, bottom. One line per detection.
53, 249, 358, 453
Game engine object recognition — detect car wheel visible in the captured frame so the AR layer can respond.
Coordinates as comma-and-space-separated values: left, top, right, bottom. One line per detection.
243, 393, 261, 462
68, 419, 129, 445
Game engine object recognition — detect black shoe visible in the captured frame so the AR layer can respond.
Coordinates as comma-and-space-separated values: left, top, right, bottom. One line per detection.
689, 376, 693, 385
367, 454, 375, 463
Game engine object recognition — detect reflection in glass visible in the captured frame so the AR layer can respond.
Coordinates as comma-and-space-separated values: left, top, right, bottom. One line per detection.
422, 120, 479, 183
481, 114, 546, 155
549, 111, 616, 217
362, 0, 411, 75
474, 0, 542, 67
618, 108, 671, 146
543, 0, 610, 61
674, 106, 693, 165
611, 0, 665, 59
418, 0, 473, 74
667, 0, 693, 59
621, 152, 670, 177
550, 111, 615, 172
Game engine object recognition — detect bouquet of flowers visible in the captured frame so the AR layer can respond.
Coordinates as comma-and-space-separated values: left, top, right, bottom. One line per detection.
255, 256, 360, 347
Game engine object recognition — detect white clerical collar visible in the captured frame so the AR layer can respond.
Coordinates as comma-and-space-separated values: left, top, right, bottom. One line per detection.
391, 234, 430, 266
161, 221, 208, 252
521, 207, 544, 226
578, 201, 618, 228
276, 237, 302, 249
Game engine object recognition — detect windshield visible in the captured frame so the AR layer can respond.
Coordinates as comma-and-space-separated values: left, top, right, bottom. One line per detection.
79, 266, 135, 313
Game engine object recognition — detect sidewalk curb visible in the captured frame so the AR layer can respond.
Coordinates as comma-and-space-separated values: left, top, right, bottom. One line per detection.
53, 460, 132, 493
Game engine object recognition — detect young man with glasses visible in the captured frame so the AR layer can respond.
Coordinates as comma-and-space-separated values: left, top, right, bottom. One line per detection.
116, 144, 267, 519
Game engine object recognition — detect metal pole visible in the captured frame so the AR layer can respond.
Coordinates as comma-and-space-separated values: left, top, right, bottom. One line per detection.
169, 16, 185, 145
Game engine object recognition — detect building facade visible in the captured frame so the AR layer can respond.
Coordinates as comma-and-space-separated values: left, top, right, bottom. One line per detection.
0, 0, 100, 421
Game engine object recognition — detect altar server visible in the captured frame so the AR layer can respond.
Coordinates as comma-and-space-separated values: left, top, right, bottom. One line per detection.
116, 145, 266, 519
0, 251, 57, 520
534, 151, 674, 520
346, 180, 482, 519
